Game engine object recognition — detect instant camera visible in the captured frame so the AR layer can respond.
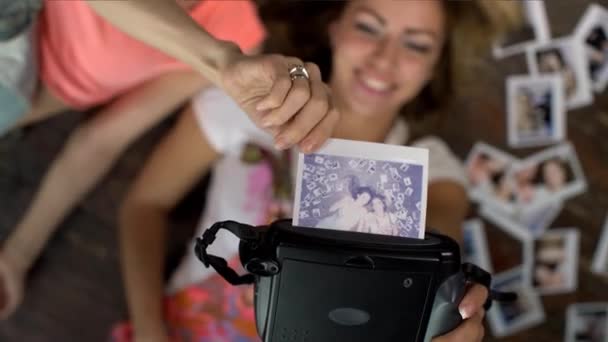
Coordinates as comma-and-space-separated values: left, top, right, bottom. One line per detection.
195, 219, 514, 342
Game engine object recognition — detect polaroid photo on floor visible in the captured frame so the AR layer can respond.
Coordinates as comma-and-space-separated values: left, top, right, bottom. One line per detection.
506, 74, 566, 148
574, 3, 608, 93
487, 266, 546, 338
493, 0, 551, 59
591, 214, 608, 276
565, 302, 608, 342
462, 219, 494, 273
465, 142, 518, 214
510, 142, 587, 208
527, 37, 594, 109
293, 138, 429, 239
523, 228, 580, 295
480, 199, 562, 240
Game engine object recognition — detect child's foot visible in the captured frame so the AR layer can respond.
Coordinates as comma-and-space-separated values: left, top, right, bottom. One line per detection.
0, 254, 24, 319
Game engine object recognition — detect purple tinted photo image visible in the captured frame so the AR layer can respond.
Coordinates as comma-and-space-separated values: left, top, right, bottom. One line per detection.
296, 153, 424, 238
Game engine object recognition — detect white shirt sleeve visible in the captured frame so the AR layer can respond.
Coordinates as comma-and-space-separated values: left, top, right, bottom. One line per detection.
412, 136, 469, 189
191, 87, 271, 156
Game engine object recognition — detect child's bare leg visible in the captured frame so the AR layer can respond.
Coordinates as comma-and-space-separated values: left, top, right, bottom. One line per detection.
0, 71, 207, 318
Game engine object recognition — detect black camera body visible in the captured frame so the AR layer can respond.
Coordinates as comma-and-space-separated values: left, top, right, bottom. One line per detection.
196, 219, 500, 342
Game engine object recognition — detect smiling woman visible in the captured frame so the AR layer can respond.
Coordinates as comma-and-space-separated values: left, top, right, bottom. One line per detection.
259, 0, 522, 123
113, 1, 523, 341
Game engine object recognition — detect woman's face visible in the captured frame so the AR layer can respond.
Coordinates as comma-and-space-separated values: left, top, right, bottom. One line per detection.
543, 160, 567, 191
539, 52, 564, 73
328, 0, 446, 118
372, 198, 385, 213
356, 192, 371, 205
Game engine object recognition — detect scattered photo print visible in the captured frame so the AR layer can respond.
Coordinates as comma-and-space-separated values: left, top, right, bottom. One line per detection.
293, 139, 428, 239
574, 4, 608, 92
507, 74, 565, 148
487, 267, 545, 338
493, 0, 551, 59
462, 219, 493, 273
480, 199, 562, 240
511, 143, 587, 208
528, 37, 594, 109
525, 228, 580, 294
565, 302, 608, 342
592, 215, 608, 275
465, 142, 518, 213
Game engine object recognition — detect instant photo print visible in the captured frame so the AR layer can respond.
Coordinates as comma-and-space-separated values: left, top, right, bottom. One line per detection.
527, 37, 594, 109
480, 200, 562, 241
465, 142, 518, 214
524, 228, 580, 295
506, 74, 565, 148
574, 3, 608, 93
462, 219, 494, 273
493, 0, 551, 59
592, 215, 608, 276
510, 142, 587, 208
293, 138, 429, 239
487, 267, 545, 338
565, 302, 608, 342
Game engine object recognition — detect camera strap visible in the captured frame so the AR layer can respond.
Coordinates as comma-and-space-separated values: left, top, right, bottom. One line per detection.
195, 221, 518, 308
194, 220, 261, 285
461, 263, 517, 310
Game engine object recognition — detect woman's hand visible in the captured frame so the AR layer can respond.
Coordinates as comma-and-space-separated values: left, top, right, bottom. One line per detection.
432, 284, 488, 342
220, 50, 340, 153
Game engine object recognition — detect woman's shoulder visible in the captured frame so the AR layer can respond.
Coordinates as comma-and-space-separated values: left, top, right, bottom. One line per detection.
411, 135, 469, 189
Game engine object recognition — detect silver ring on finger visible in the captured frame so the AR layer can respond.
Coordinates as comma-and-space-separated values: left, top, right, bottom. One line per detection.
288, 65, 309, 81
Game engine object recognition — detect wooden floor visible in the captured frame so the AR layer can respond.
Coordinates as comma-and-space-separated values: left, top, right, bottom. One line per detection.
1, 0, 607, 341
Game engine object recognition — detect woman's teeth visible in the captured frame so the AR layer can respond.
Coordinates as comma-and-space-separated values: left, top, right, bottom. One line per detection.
361, 76, 391, 92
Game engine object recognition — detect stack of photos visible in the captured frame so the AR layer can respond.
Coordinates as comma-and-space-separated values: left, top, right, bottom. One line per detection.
462, 219, 493, 273
487, 267, 546, 338
592, 215, 608, 276
574, 4, 608, 93
507, 74, 565, 148
523, 228, 580, 295
484, 2, 607, 339
500, 3, 608, 151
293, 138, 429, 239
565, 303, 608, 342
493, 0, 551, 59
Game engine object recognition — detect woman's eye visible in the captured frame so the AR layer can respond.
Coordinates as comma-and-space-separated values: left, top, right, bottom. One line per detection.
355, 22, 380, 36
403, 41, 432, 54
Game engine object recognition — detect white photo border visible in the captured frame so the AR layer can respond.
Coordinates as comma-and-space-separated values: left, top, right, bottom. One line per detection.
292, 138, 429, 239
526, 36, 594, 109
493, 0, 551, 59
506, 74, 566, 148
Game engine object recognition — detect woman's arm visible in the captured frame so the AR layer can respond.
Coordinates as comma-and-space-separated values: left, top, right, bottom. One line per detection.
119, 105, 220, 341
85, 0, 238, 85
426, 181, 470, 243
85, 0, 339, 153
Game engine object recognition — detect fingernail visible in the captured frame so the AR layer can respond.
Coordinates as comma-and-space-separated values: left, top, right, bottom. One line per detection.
301, 140, 315, 153
459, 305, 471, 320
275, 137, 288, 150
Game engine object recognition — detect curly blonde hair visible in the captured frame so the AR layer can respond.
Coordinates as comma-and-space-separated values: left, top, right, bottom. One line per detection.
257, 0, 523, 121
